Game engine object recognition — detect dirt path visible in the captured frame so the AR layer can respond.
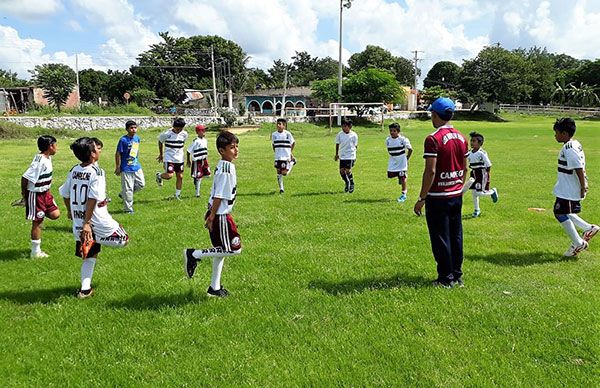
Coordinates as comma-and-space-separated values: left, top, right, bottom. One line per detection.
225, 126, 260, 135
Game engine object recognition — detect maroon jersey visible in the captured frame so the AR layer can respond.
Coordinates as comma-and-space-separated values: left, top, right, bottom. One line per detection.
423, 124, 468, 198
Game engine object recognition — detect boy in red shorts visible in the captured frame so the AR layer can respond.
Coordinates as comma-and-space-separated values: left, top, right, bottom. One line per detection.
186, 124, 211, 197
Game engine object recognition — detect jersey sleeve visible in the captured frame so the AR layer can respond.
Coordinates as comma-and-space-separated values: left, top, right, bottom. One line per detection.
353, 133, 358, 146
59, 174, 71, 198
565, 147, 584, 169
483, 151, 492, 168
423, 135, 438, 158
22, 158, 42, 183
288, 132, 295, 145
212, 171, 234, 200
116, 137, 126, 153
187, 140, 195, 153
335, 133, 341, 144
158, 131, 167, 143
405, 137, 412, 149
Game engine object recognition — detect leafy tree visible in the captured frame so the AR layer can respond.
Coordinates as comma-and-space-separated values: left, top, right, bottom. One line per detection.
424, 61, 461, 89
0, 69, 29, 87
239, 68, 270, 93
30, 63, 76, 111
394, 56, 417, 86
268, 59, 291, 89
130, 88, 157, 107
79, 69, 109, 103
571, 59, 600, 88
348, 45, 416, 86
290, 51, 316, 86
313, 57, 339, 81
421, 86, 457, 105
344, 68, 405, 105
311, 78, 340, 104
105, 70, 149, 104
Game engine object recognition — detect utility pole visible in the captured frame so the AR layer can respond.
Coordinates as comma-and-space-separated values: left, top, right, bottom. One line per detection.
211, 46, 218, 114
282, 64, 288, 117
337, 0, 352, 125
412, 50, 423, 111
75, 54, 81, 109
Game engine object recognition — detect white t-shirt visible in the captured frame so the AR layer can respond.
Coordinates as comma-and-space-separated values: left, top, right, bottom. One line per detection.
386, 135, 412, 172
271, 130, 295, 161
209, 160, 237, 215
59, 164, 120, 241
158, 129, 188, 163
187, 137, 208, 161
23, 154, 53, 192
467, 148, 492, 170
335, 130, 358, 160
553, 139, 586, 201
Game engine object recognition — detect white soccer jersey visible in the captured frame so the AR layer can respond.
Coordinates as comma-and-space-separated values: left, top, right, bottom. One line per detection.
335, 130, 358, 160
271, 130, 295, 161
553, 139, 586, 201
209, 160, 237, 215
467, 148, 492, 170
23, 154, 53, 192
59, 164, 120, 241
187, 137, 208, 161
158, 129, 188, 163
386, 135, 412, 172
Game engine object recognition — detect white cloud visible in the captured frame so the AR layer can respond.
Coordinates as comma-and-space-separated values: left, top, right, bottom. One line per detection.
66, 20, 83, 32
0, 0, 61, 21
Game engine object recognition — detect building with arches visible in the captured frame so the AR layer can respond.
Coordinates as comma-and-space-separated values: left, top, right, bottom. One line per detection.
245, 86, 311, 116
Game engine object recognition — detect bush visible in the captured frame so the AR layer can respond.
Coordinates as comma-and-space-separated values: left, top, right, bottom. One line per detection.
130, 88, 157, 108
219, 108, 237, 127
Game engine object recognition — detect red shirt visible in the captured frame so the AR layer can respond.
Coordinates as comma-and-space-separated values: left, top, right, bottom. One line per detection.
423, 124, 468, 198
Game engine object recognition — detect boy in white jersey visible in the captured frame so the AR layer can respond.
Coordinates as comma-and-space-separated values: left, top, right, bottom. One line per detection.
186, 124, 211, 197
184, 131, 241, 298
334, 119, 358, 193
156, 117, 189, 200
271, 118, 296, 193
385, 123, 412, 202
552, 118, 599, 257
19, 135, 61, 258
467, 131, 498, 217
59, 137, 129, 299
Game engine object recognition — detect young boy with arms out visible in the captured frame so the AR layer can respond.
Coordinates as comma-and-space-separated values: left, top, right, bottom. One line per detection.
60, 137, 129, 299
186, 124, 211, 197
467, 131, 498, 217
184, 131, 242, 298
271, 118, 296, 194
552, 118, 599, 257
385, 123, 413, 202
20, 135, 61, 258
156, 117, 188, 200
115, 120, 145, 213
334, 119, 358, 193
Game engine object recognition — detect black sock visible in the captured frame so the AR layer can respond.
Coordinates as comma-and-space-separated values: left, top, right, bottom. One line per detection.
340, 172, 349, 183
347, 172, 354, 184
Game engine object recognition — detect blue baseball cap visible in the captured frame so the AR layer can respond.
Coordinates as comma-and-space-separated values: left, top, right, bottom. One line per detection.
428, 97, 455, 115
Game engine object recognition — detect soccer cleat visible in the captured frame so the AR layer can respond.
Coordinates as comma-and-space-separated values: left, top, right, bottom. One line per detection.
563, 240, 589, 257
207, 286, 229, 298
472, 209, 481, 218
11, 198, 25, 207
451, 278, 465, 288
125, 210, 134, 214
583, 224, 600, 242
348, 183, 355, 193
155, 172, 163, 187
491, 188, 499, 203
30, 251, 49, 259
77, 288, 94, 299
432, 280, 452, 289
397, 193, 407, 203
279, 189, 284, 194
344, 182, 349, 192
183, 249, 198, 278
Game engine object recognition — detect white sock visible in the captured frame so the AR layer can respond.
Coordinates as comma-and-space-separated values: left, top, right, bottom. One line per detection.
287, 160, 294, 174
210, 257, 225, 290
175, 189, 181, 197
195, 178, 202, 196
31, 239, 41, 254
568, 214, 591, 231
561, 220, 584, 245
80, 257, 96, 291
192, 247, 241, 259
277, 174, 284, 191
472, 192, 480, 212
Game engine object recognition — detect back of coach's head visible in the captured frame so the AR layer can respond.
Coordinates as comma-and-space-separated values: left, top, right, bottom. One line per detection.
428, 97, 455, 122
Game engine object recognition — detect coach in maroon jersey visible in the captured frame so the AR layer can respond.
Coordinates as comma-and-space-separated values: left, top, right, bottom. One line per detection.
414, 97, 469, 288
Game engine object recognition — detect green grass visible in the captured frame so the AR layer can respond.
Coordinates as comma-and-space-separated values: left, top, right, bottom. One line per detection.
0, 117, 598, 386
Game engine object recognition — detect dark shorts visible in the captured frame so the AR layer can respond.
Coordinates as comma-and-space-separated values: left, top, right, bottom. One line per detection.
275, 160, 290, 170
164, 162, 184, 174
75, 240, 101, 258
191, 159, 211, 179
554, 197, 581, 215
339, 159, 355, 169
387, 171, 407, 179
25, 190, 58, 221
205, 213, 241, 252
470, 168, 490, 192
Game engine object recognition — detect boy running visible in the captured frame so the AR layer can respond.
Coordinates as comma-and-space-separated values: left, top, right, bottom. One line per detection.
467, 131, 498, 217
386, 123, 412, 202
271, 118, 296, 193
334, 119, 358, 193
156, 117, 188, 200
186, 124, 211, 197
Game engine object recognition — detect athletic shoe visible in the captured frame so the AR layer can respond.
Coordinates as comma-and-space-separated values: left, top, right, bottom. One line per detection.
279, 189, 284, 194
125, 210, 134, 214
11, 198, 25, 207
451, 278, 465, 288
432, 280, 452, 288
348, 183, 355, 193
106, 197, 112, 203
491, 188, 499, 203
397, 193, 407, 203
30, 251, 49, 259
155, 172, 163, 187
563, 240, 589, 257
77, 288, 94, 299
167, 194, 182, 201
583, 224, 600, 242
344, 182, 349, 192
472, 210, 481, 218
183, 249, 198, 278
207, 286, 229, 298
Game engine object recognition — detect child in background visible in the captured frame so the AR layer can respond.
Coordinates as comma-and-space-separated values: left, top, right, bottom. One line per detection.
115, 120, 145, 213
186, 124, 211, 197
334, 119, 358, 193
271, 118, 296, 194
385, 123, 412, 202
156, 117, 188, 200
467, 131, 498, 217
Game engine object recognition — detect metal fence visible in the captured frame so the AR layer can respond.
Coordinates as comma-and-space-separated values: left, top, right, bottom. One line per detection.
499, 104, 600, 115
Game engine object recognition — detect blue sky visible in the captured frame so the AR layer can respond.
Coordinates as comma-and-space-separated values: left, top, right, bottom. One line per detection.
1, 0, 599, 83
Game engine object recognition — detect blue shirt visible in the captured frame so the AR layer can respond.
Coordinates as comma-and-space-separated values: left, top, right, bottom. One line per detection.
117, 134, 142, 172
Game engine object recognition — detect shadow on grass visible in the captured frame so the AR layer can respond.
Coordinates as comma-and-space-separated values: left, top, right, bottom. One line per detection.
291, 190, 340, 197
309, 273, 430, 295
44, 224, 73, 232
0, 249, 29, 261
238, 191, 277, 197
343, 198, 393, 204
0, 286, 74, 304
468, 251, 568, 266
107, 290, 200, 310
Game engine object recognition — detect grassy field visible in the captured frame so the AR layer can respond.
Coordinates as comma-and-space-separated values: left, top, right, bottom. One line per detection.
0, 115, 598, 386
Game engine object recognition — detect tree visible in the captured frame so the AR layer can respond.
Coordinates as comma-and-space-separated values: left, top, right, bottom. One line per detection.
313, 57, 339, 81
290, 51, 316, 86
424, 61, 461, 89
421, 86, 457, 105
79, 69, 109, 103
348, 45, 416, 86
0, 69, 29, 87
30, 63, 76, 111
130, 88, 157, 107
268, 59, 291, 89
105, 70, 148, 104
311, 78, 340, 104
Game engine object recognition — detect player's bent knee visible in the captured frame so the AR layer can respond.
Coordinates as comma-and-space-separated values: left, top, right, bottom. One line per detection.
48, 210, 60, 220
555, 214, 569, 223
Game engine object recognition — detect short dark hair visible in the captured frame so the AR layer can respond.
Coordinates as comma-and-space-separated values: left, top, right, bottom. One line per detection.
389, 123, 401, 131
276, 118, 287, 125
469, 131, 484, 145
125, 120, 137, 130
436, 110, 453, 121
91, 137, 103, 148
173, 118, 186, 128
554, 117, 576, 137
342, 119, 352, 127
37, 135, 56, 152
216, 131, 239, 151
70, 137, 96, 163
